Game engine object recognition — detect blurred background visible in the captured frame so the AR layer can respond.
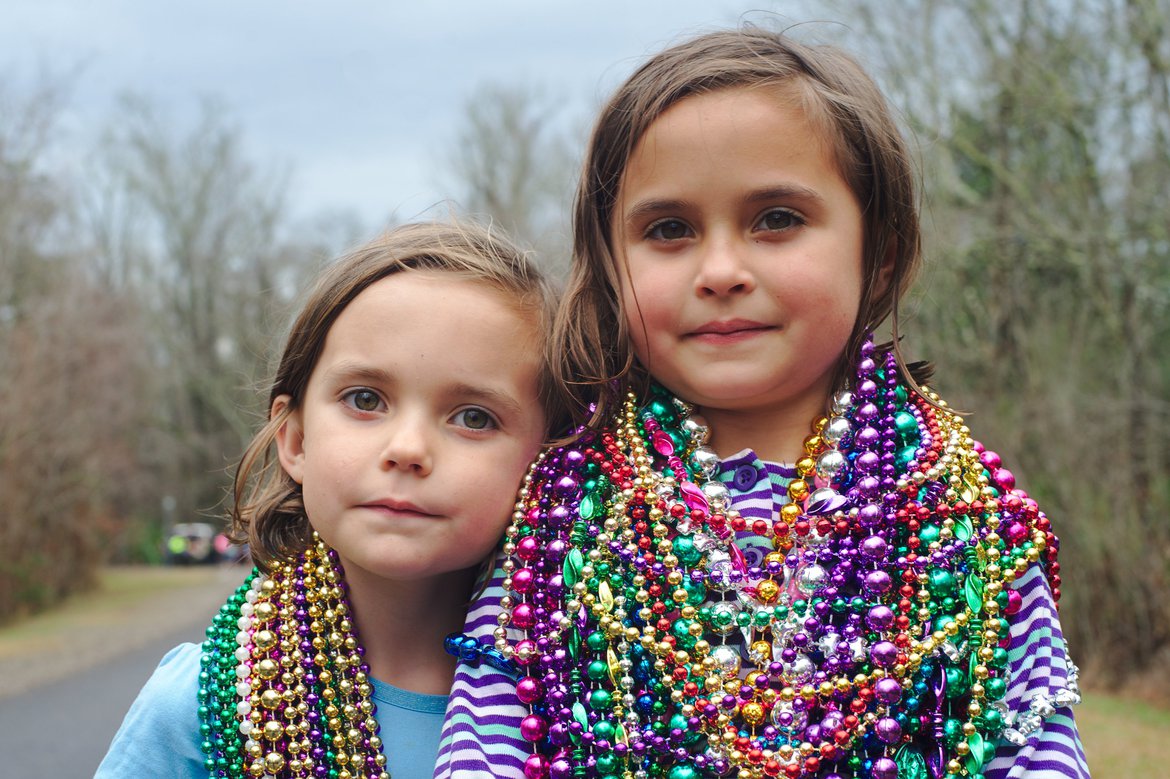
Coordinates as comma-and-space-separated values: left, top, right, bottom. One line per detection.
1, 0, 1166, 710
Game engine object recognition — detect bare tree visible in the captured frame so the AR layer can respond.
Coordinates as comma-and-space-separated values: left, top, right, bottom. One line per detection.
442, 83, 579, 278
83, 95, 320, 529
0, 73, 151, 617
0, 73, 71, 310
828, 0, 1170, 682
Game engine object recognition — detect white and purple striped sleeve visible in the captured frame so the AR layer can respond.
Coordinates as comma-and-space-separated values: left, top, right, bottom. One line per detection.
985, 565, 1089, 778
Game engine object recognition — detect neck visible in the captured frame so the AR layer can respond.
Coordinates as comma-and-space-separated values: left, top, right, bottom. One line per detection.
342, 562, 478, 695
696, 385, 832, 464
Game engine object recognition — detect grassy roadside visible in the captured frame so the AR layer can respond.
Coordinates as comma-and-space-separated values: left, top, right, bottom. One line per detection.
0, 565, 227, 645
1077, 690, 1169, 777
0, 567, 1163, 776
0, 564, 244, 698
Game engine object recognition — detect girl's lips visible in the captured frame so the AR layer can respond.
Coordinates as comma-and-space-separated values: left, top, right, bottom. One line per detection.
358, 500, 437, 519
687, 320, 775, 343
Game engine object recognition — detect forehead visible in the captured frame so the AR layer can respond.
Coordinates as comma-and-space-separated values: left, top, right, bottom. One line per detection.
620, 86, 848, 201
326, 272, 543, 370
355, 267, 533, 320
346, 271, 530, 319
626, 82, 848, 183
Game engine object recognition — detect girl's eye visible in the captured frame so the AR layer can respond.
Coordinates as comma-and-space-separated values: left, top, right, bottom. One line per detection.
451, 407, 498, 431
755, 209, 803, 233
344, 389, 383, 413
646, 219, 692, 241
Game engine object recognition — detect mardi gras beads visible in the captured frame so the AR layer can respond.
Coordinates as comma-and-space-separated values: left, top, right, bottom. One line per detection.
199, 535, 389, 779
497, 338, 1066, 779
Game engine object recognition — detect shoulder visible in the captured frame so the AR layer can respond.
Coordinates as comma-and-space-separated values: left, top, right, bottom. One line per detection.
95, 643, 208, 779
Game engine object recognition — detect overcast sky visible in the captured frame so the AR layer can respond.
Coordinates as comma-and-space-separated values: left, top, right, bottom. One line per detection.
4, 1, 849, 229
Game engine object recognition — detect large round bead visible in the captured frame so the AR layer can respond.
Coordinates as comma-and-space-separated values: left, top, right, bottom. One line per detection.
682, 414, 710, 445
816, 450, 848, 480
832, 391, 854, 415
709, 601, 740, 635
701, 479, 730, 507
863, 570, 893, 596
869, 641, 898, 667
797, 564, 827, 594
511, 603, 536, 629
516, 676, 544, 704
711, 644, 741, 678
261, 720, 283, 741
874, 676, 903, 704
524, 753, 549, 779
875, 716, 903, 743
691, 446, 720, 477
823, 416, 851, 445
755, 579, 781, 604
549, 757, 572, 779
741, 702, 766, 726
263, 752, 286, 774
520, 714, 548, 742
748, 640, 772, 664
860, 535, 888, 560
782, 653, 816, 685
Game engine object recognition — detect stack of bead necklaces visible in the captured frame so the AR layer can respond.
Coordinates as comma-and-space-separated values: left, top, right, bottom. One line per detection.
198, 536, 389, 779
493, 339, 1066, 779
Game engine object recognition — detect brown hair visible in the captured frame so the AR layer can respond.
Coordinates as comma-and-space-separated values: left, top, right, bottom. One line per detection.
231, 220, 563, 571
555, 26, 925, 428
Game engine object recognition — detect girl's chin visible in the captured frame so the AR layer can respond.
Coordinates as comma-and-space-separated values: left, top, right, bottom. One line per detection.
662, 373, 834, 414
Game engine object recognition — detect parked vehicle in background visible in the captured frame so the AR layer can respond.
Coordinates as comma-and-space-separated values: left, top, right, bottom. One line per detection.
165, 523, 219, 565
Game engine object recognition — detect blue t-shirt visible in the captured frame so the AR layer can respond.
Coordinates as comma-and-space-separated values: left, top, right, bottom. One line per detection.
95, 643, 448, 779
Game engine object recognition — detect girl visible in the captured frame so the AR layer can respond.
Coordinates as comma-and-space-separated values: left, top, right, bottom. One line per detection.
461, 28, 1088, 779
97, 221, 562, 778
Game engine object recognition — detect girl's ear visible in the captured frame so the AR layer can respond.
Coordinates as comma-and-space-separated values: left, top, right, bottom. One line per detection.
272, 394, 305, 485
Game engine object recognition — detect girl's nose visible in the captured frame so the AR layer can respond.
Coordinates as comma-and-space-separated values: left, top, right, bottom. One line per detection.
380, 416, 433, 475
695, 238, 756, 297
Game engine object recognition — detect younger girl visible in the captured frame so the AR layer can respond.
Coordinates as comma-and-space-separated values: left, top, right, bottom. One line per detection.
97, 221, 561, 778
463, 28, 1088, 779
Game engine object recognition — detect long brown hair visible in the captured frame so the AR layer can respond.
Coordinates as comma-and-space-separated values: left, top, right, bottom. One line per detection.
231, 220, 562, 572
555, 26, 925, 429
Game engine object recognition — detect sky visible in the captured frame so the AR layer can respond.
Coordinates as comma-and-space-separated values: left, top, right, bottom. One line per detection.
3, 0, 845, 229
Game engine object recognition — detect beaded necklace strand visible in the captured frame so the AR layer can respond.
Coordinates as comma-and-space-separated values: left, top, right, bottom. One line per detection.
494, 339, 1066, 779
199, 535, 389, 779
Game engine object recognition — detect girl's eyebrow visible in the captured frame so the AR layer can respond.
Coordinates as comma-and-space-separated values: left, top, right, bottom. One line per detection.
621, 197, 692, 225
623, 184, 826, 225
324, 362, 395, 386
448, 382, 525, 418
743, 184, 825, 207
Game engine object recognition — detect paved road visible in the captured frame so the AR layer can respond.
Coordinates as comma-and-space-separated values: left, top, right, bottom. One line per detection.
0, 621, 207, 778
0, 566, 244, 778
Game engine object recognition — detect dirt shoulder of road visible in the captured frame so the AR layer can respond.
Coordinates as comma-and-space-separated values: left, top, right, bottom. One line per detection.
0, 564, 248, 699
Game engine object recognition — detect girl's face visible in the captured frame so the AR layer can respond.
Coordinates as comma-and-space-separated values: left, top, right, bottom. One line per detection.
274, 272, 546, 586
613, 86, 870, 454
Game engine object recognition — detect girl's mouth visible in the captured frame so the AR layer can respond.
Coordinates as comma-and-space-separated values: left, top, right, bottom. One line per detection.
688, 319, 775, 342
358, 499, 438, 519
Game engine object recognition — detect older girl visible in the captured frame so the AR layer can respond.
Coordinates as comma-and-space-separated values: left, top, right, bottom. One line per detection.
457, 28, 1088, 779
